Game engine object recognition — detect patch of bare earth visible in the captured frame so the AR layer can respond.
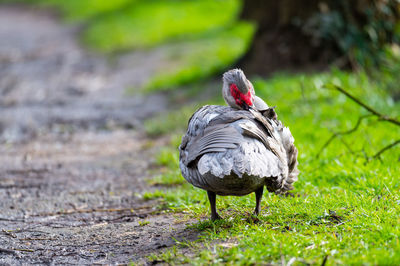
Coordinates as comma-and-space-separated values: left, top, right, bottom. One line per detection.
0, 5, 198, 264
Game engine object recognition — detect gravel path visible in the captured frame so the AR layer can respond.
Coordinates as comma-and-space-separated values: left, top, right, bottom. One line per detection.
0, 5, 196, 264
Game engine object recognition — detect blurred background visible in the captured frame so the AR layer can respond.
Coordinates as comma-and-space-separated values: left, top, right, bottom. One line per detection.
0, 0, 399, 264
3, 0, 400, 86
0, 0, 399, 134
0, 0, 399, 142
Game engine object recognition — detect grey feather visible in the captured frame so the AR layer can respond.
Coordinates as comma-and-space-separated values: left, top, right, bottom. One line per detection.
253, 96, 269, 111
179, 69, 299, 221
179, 99, 299, 196
183, 124, 243, 166
238, 121, 271, 151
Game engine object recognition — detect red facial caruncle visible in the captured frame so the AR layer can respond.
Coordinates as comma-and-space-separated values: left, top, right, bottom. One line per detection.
229, 83, 252, 107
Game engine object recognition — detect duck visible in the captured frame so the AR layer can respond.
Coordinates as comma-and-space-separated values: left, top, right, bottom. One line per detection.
179, 69, 299, 220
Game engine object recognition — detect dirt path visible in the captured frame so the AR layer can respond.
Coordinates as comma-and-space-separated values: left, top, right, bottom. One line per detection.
0, 5, 168, 141
0, 5, 196, 264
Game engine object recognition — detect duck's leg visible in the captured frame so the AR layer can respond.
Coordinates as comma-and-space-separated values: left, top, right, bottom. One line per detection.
207, 191, 222, 221
254, 186, 264, 215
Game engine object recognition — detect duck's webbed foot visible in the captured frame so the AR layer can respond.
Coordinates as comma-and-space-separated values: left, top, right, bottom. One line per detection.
254, 186, 264, 215
207, 191, 222, 221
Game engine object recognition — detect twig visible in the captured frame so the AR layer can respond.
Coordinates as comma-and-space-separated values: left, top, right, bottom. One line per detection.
316, 115, 373, 158
0, 217, 25, 222
32, 205, 154, 217
318, 85, 400, 160
19, 237, 55, 241
6, 168, 49, 175
338, 135, 354, 155
0, 247, 16, 254
13, 248, 34, 252
0, 184, 42, 189
371, 139, 400, 160
329, 85, 400, 126
334, 221, 347, 227
2, 229, 17, 238
0, 247, 33, 255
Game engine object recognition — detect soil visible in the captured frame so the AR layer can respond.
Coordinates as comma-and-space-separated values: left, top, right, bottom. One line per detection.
0, 5, 198, 264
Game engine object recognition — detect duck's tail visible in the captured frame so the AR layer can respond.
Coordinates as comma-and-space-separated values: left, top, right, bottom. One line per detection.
279, 125, 299, 192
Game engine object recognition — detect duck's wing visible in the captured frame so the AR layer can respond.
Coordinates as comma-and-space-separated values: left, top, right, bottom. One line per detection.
196, 118, 286, 192
253, 95, 269, 111
181, 123, 244, 166
180, 105, 240, 166
180, 105, 294, 193
249, 106, 299, 192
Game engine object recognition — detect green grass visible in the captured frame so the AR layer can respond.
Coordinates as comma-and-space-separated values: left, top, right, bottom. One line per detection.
144, 105, 199, 137
147, 145, 185, 187
83, 0, 243, 52
145, 69, 400, 264
143, 22, 255, 91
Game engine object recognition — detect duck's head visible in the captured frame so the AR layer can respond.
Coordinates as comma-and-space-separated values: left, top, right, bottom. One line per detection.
222, 68, 255, 110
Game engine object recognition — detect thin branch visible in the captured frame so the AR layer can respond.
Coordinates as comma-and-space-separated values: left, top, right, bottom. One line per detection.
316, 115, 373, 158
31, 205, 155, 217
329, 85, 400, 126
0, 184, 42, 189
338, 135, 354, 155
318, 85, 400, 161
0, 247, 34, 255
2, 229, 17, 238
371, 139, 400, 160
0, 217, 25, 222
19, 237, 56, 241
0, 248, 16, 254
13, 248, 34, 252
